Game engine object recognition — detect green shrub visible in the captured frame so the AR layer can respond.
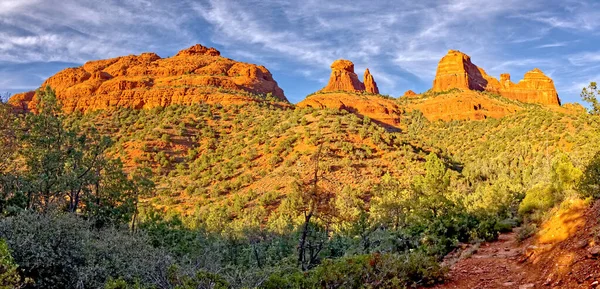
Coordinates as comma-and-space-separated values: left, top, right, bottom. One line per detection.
262, 252, 445, 289
0, 239, 21, 289
518, 184, 555, 217
0, 212, 171, 289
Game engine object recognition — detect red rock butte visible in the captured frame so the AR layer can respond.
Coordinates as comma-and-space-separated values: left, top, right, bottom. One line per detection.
432, 50, 561, 105
9, 44, 287, 113
320, 59, 380, 94
298, 59, 400, 126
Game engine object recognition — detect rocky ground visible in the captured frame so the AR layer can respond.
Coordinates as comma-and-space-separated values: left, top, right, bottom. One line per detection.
432, 200, 600, 289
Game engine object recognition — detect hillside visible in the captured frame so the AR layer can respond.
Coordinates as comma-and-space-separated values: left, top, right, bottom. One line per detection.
3, 44, 600, 288
71, 103, 431, 216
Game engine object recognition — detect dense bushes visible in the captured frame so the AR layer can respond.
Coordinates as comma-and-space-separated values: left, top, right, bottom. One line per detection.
579, 151, 600, 198
263, 252, 445, 289
0, 212, 171, 289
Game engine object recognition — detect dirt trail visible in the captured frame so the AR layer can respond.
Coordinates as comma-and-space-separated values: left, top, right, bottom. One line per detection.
433, 232, 539, 289
432, 200, 600, 289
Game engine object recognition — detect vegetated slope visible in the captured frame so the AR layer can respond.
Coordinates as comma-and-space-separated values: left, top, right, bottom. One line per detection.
433, 199, 600, 289
68, 98, 600, 236
70, 102, 434, 216
411, 105, 600, 191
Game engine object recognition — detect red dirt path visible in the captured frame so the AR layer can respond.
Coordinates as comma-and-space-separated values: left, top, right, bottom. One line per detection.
432, 200, 600, 289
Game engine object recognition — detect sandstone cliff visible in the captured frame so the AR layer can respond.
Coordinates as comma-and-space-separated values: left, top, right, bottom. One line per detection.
298, 60, 399, 126
9, 44, 287, 113
432, 50, 560, 105
406, 90, 523, 121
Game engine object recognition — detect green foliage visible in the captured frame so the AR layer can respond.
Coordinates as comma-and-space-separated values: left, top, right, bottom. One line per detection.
519, 154, 583, 221
1, 82, 599, 289
168, 265, 230, 289
0, 212, 171, 289
0, 239, 21, 289
518, 184, 555, 217
407, 109, 427, 137
263, 252, 445, 289
579, 151, 600, 198
581, 82, 600, 115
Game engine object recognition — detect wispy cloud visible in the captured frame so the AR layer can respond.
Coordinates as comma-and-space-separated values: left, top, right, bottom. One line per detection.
535, 42, 570, 49
567, 52, 600, 66
0, 0, 598, 103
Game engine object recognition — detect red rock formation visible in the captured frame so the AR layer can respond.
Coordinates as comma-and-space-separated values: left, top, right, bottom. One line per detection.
298, 60, 398, 126
364, 69, 379, 94
432, 50, 500, 92
498, 69, 561, 105
402, 90, 418, 98
9, 44, 287, 113
321, 59, 365, 92
297, 93, 401, 126
432, 50, 560, 105
407, 90, 522, 121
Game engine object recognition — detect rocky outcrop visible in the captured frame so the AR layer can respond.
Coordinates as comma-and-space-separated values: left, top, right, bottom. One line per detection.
297, 93, 401, 126
320, 59, 380, 95
433, 50, 499, 93
298, 60, 399, 126
364, 69, 379, 94
321, 60, 366, 93
9, 44, 287, 113
402, 90, 418, 98
432, 50, 560, 105
498, 69, 561, 105
406, 90, 523, 121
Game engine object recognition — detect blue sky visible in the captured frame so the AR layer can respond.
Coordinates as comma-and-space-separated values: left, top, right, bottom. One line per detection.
1, 0, 600, 104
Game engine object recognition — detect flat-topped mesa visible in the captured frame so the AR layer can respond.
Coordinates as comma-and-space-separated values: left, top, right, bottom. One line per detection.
9, 44, 287, 113
364, 69, 379, 94
431, 50, 560, 105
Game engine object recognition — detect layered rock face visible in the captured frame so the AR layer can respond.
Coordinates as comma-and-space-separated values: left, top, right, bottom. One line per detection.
320, 59, 379, 94
498, 69, 561, 105
433, 50, 499, 92
432, 50, 560, 105
298, 93, 402, 126
407, 90, 522, 121
9, 44, 287, 113
299, 60, 399, 126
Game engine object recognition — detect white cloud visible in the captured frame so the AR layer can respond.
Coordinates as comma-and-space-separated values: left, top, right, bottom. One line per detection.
535, 42, 570, 49
567, 52, 600, 66
0, 0, 598, 103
